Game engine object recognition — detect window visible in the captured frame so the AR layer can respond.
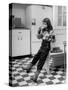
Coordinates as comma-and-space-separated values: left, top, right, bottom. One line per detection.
63, 6, 66, 26
57, 6, 66, 27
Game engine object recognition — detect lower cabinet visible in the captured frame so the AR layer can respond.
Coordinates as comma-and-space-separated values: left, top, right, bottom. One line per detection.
10, 29, 30, 57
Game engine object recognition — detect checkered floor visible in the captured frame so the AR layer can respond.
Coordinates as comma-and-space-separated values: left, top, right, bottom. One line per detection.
9, 57, 66, 87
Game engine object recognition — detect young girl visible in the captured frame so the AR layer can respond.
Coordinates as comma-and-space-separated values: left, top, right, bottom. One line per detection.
23, 18, 54, 82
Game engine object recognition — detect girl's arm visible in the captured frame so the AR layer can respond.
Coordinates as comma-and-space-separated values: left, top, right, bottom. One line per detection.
37, 27, 43, 39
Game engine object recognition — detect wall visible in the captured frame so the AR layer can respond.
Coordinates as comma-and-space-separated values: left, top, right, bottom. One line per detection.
31, 5, 53, 41
54, 29, 66, 51
30, 5, 53, 54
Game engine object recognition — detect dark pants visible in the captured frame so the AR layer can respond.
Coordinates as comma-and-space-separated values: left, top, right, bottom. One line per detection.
31, 40, 50, 71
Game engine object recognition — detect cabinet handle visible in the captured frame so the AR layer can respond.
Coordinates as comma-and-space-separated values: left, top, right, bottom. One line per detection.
21, 37, 22, 40
18, 37, 19, 40
18, 32, 22, 34
17, 36, 23, 40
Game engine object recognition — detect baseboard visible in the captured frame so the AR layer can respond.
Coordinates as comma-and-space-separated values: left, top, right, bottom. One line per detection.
9, 54, 33, 60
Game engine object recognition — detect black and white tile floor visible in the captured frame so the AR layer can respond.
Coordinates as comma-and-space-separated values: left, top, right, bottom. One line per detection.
9, 57, 66, 87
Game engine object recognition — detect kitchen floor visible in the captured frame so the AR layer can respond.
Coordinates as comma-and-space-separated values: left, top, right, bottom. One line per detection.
9, 57, 66, 87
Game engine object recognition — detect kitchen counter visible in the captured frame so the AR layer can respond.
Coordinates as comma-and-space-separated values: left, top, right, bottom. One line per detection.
9, 27, 30, 30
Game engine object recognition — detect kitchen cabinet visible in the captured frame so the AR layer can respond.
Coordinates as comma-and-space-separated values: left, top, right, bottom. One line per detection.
9, 29, 30, 57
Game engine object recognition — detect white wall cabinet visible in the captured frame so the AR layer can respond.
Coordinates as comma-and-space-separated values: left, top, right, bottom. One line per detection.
10, 29, 30, 57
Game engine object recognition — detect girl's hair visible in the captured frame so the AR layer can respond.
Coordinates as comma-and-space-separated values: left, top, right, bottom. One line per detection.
42, 18, 53, 32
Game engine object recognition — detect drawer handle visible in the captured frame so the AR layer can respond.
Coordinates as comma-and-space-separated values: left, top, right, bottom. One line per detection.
18, 32, 22, 34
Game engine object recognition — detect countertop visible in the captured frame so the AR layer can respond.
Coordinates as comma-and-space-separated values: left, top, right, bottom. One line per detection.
9, 27, 30, 30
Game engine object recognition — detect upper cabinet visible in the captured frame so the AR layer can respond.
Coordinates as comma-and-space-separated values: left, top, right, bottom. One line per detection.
9, 3, 32, 29
53, 6, 66, 29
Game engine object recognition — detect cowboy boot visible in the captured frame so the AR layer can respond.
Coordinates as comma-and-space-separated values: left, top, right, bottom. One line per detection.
23, 63, 33, 73
31, 70, 40, 82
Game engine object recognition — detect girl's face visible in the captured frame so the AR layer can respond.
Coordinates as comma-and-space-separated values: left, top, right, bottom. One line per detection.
42, 22, 47, 28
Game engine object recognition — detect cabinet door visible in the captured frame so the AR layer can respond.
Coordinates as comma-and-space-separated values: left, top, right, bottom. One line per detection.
12, 30, 23, 56
12, 30, 30, 56
22, 30, 30, 55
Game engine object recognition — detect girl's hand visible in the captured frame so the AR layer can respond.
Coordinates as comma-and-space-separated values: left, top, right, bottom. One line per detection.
49, 30, 54, 36
37, 34, 43, 39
